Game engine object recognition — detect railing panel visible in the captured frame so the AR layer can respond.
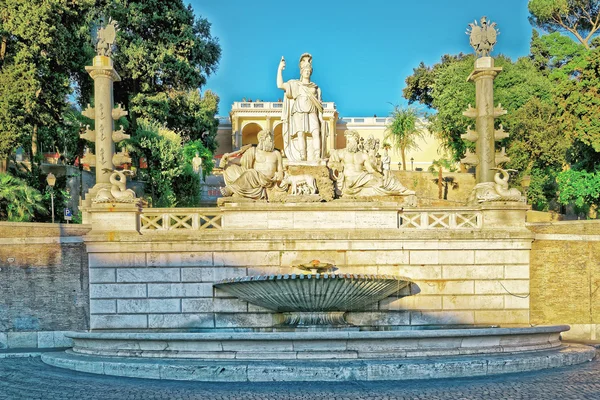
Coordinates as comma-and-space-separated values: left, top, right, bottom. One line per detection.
399, 211, 482, 230
141, 208, 481, 232
140, 208, 223, 231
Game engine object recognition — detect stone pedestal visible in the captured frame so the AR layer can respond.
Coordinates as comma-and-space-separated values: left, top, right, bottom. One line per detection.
480, 202, 529, 229
84, 203, 141, 234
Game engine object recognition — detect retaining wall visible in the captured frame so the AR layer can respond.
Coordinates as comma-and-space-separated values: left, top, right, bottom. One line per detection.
0, 222, 91, 349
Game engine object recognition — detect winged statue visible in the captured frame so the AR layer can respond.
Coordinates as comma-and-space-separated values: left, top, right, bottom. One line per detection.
466, 16, 498, 57
95, 19, 118, 57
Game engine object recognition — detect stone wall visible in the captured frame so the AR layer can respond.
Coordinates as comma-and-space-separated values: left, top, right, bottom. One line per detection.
529, 220, 600, 340
0, 222, 91, 348
85, 204, 533, 331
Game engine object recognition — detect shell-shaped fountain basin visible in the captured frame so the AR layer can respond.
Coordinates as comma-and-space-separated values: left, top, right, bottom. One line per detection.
213, 273, 413, 313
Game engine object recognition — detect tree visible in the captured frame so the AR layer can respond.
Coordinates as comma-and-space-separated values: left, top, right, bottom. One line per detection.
128, 120, 202, 207
554, 47, 600, 169
131, 89, 221, 151
529, 30, 588, 77
0, 0, 93, 170
557, 169, 600, 217
428, 158, 458, 200
86, 0, 222, 150
403, 54, 553, 163
385, 106, 425, 170
0, 173, 46, 221
528, 0, 600, 49
506, 98, 569, 210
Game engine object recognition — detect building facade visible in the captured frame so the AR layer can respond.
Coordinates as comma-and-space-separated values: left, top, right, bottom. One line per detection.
216, 101, 449, 171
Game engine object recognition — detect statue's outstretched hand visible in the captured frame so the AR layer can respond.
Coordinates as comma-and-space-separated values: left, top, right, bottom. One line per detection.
278, 57, 286, 71
274, 170, 284, 182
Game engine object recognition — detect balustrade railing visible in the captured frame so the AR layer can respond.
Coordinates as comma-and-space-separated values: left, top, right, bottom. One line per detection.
398, 209, 482, 229
139, 208, 482, 232
140, 208, 223, 231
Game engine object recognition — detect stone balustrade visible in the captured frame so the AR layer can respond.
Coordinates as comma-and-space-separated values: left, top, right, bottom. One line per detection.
136, 205, 511, 232
140, 208, 223, 231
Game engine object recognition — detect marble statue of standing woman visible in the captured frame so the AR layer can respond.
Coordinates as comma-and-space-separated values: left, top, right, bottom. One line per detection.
192, 152, 204, 183
277, 53, 324, 162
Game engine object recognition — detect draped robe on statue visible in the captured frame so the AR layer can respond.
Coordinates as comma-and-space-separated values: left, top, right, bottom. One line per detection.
329, 149, 411, 197
281, 80, 322, 162
221, 147, 276, 199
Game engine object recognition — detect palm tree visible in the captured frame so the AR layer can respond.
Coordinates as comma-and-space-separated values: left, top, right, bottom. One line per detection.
428, 158, 459, 200
0, 173, 47, 221
385, 106, 425, 171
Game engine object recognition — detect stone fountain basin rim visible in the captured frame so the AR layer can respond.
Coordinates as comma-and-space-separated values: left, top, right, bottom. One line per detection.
67, 325, 569, 341
213, 274, 414, 284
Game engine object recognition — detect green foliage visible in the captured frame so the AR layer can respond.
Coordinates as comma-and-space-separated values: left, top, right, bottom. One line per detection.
385, 106, 425, 170
529, 31, 588, 77
505, 97, 568, 174
0, 172, 47, 221
554, 47, 600, 165
403, 54, 554, 162
129, 120, 201, 207
87, 0, 222, 149
182, 140, 214, 176
1, 0, 222, 211
526, 167, 561, 211
0, 0, 94, 162
528, 0, 600, 48
428, 159, 458, 174
557, 169, 600, 216
130, 89, 220, 151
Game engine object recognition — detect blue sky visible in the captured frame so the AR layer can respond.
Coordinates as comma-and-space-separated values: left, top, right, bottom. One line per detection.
191, 0, 533, 117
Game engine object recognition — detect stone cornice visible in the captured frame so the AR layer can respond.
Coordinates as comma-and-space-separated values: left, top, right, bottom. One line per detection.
85, 66, 121, 82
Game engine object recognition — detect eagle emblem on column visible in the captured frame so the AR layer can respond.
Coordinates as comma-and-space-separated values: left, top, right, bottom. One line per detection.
466, 16, 498, 57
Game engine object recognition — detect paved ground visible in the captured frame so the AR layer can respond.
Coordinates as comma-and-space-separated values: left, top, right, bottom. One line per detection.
0, 353, 599, 400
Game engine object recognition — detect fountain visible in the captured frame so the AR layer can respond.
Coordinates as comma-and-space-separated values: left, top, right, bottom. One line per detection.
214, 260, 413, 327
46, 257, 594, 380
40, 17, 597, 382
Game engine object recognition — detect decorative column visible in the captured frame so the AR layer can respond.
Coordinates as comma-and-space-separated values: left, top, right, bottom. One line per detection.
232, 116, 240, 151
462, 17, 508, 184
80, 20, 138, 227
463, 16, 522, 205
83, 57, 121, 185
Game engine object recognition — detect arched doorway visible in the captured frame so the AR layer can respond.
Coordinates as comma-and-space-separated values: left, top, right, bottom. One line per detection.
241, 122, 263, 145
273, 123, 283, 152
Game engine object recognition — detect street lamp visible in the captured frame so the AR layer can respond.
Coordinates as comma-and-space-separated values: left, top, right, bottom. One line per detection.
46, 173, 56, 223
410, 157, 414, 171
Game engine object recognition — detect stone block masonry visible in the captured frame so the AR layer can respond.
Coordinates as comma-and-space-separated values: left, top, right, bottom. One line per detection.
0, 223, 91, 333
0, 222, 91, 348
528, 220, 600, 341
86, 219, 535, 331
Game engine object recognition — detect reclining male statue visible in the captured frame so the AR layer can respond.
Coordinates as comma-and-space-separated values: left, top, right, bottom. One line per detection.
219, 129, 285, 200
329, 130, 415, 197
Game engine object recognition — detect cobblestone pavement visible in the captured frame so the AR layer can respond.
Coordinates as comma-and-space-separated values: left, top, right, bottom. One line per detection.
1, 355, 599, 400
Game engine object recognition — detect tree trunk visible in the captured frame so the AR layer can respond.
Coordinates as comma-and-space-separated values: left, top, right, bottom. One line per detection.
0, 36, 6, 61
401, 150, 406, 171
438, 168, 443, 199
32, 124, 38, 157
0, 158, 6, 173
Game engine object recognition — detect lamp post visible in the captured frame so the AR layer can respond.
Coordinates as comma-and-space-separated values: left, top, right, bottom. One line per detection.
410, 157, 414, 171
46, 173, 56, 223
